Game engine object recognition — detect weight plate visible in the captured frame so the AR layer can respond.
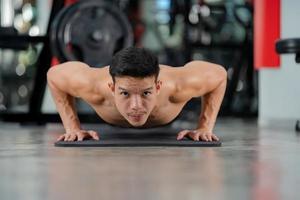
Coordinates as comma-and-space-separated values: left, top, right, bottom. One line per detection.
50, 1, 133, 67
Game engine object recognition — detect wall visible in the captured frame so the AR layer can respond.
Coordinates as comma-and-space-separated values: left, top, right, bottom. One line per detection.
259, 0, 300, 125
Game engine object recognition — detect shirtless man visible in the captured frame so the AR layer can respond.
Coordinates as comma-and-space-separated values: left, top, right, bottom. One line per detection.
47, 47, 227, 142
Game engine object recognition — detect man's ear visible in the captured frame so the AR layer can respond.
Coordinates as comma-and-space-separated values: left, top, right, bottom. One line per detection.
156, 80, 162, 94
108, 82, 115, 94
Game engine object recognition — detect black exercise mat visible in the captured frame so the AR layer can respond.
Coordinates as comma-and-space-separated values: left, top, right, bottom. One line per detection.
55, 139, 221, 147
54, 127, 221, 147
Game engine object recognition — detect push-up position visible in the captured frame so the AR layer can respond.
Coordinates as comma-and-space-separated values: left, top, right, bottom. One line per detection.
47, 47, 227, 142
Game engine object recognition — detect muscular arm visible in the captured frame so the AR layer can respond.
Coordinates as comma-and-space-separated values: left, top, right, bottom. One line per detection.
176, 61, 227, 140
186, 61, 227, 131
198, 73, 227, 132
46, 61, 92, 133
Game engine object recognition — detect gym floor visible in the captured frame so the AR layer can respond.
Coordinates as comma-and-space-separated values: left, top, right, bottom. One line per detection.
0, 118, 299, 200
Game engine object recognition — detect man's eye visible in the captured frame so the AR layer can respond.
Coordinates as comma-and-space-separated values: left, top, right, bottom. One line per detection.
143, 91, 151, 96
120, 92, 129, 96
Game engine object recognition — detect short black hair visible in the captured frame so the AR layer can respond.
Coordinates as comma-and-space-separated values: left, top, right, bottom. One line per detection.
109, 47, 159, 82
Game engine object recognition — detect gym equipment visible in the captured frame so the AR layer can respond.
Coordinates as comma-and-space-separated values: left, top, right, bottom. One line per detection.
0, 0, 256, 124
223, 3, 256, 115
50, 1, 133, 67
0, 0, 65, 124
0, 0, 134, 124
185, 2, 256, 117
54, 127, 221, 147
275, 38, 300, 132
276, 38, 300, 62
0, 27, 46, 50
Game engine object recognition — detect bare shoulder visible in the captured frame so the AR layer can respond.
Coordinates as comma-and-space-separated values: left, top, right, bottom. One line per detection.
47, 61, 109, 77
47, 61, 90, 75
47, 61, 94, 84
159, 60, 225, 79
47, 61, 108, 99
165, 61, 227, 101
181, 60, 226, 75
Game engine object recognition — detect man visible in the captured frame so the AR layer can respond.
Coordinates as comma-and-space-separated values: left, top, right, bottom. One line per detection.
47, 47, 227, 142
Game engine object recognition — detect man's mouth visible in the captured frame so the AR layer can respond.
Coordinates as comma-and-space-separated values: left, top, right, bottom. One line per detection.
130, 114, 144, 117
128, 113, 145, 121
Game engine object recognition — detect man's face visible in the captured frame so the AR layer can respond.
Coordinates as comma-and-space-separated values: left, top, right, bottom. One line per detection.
109, 76, 161, 127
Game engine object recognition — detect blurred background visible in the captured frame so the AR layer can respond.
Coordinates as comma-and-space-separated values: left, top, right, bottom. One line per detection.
0, 0, 298, 126
2, 2, 300, 200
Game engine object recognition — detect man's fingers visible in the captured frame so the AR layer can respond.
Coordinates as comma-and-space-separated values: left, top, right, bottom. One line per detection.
93, 133, 100, 140
176, 130, 186, 140
62, 134, 77, 141
57, 130, 100, 142
64, 134, 70, 141
66, 134, 72, 141
200, 134, 208, 141
88, 131, 99, 140
57, 135, 65, 141
177, 130, 190, 140
188, 132, 199, 141
77, 135, 84, 141
207, 134, 212, 142
177, 130, 220, 142
88, 131, 100, 140
78, 131, 99, 141
68, 134, 77, 141
212, 134, 219, 141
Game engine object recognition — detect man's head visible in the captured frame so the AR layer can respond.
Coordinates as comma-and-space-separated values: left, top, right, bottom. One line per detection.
108, 47, 162, 127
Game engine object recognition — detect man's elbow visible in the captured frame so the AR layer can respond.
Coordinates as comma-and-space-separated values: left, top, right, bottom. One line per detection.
46, 67, 56, 86
221, 67, 227, 82
217, 65, 227, 83
47, 66, 63, 88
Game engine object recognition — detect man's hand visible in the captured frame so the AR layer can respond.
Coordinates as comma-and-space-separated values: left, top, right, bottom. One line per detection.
176, 129, 219, 141
56, 130, 100, 142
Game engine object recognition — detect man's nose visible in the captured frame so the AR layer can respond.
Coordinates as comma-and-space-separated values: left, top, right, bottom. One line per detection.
130, 96, 143, 110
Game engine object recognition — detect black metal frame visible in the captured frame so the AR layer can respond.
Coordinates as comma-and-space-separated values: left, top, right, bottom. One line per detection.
0, 0, 65, 124
0, 0, 112, 125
